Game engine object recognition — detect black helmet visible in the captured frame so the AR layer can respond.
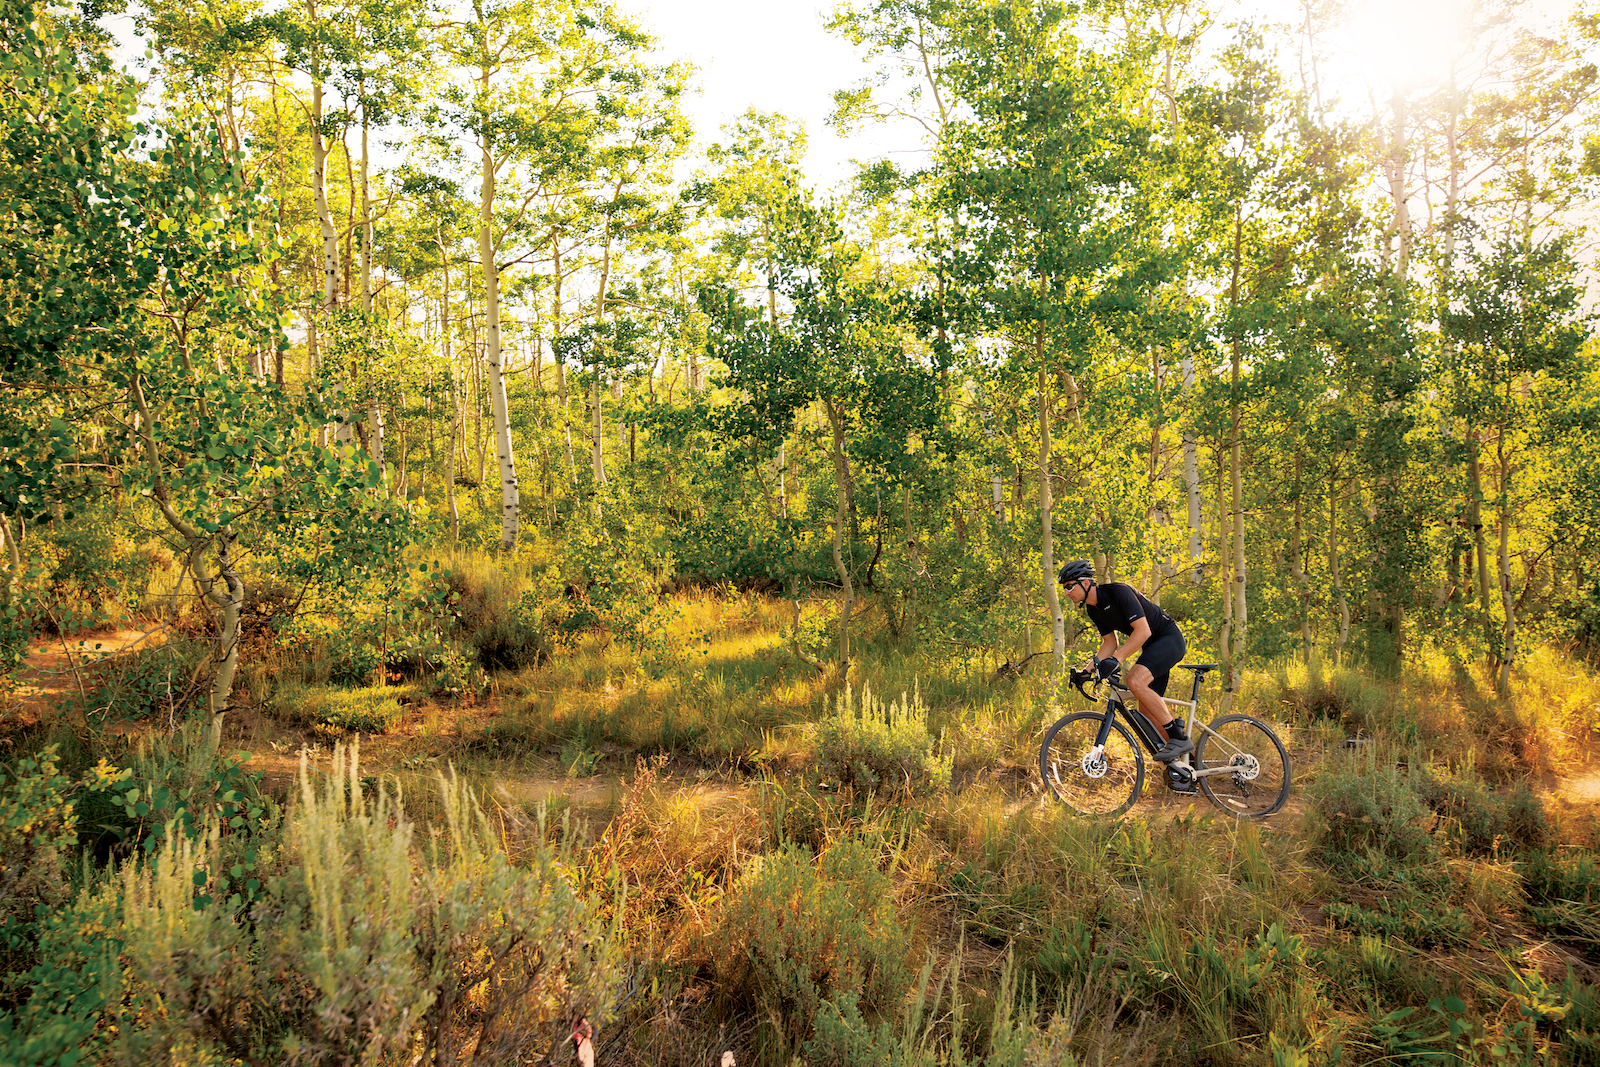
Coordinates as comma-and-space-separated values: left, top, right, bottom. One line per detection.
1057, 559, 1094, 585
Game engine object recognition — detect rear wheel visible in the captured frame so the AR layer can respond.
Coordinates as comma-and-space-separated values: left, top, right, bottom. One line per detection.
1194, 714, 1291, 817
1039, 712, 1145, 817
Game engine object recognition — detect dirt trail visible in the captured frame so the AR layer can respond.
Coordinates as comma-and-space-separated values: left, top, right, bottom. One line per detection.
3, 626, 168, 725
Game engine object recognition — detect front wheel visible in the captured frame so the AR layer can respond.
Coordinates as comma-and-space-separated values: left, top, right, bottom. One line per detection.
1194, 714, 1291, 817
1039, 712, 1145, 817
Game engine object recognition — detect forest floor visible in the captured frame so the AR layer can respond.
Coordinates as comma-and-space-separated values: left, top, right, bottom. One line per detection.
2, 625, 169, 729
9, 625, 1600, 837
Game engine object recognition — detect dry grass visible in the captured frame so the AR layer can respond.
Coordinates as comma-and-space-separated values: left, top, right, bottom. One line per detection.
81, 577, 1598, 1067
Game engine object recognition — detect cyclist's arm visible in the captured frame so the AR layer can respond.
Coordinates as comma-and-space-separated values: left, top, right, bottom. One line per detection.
1096, 632, 1119, 661
1111, 617, 1151, 662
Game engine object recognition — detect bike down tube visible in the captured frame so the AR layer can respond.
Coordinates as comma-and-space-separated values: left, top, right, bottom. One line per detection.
1109, 680, 1165, 752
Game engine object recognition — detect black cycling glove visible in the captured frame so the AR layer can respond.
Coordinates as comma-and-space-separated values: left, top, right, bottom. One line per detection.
1095, 656, 1120, 680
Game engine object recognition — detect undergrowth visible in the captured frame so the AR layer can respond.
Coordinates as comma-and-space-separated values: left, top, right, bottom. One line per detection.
4, 568, 1600, 1065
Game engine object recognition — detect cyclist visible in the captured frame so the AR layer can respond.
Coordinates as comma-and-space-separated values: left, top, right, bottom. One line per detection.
1057, 560, 1191, 762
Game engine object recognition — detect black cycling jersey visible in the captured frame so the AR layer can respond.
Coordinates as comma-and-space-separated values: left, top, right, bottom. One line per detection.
1084, 582, 1179, 642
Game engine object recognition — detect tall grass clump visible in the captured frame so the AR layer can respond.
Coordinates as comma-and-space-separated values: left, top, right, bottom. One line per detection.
7, 742, 625, 1065
716, 838, 913, 1063
423, 550, 551, 672
1306, 753, 1434, 866
812, 683, 951, 795
272, 683, 410, 735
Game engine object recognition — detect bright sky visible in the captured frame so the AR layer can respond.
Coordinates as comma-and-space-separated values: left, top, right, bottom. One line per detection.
632, 0, 911, 189
101, 0, 1584, 191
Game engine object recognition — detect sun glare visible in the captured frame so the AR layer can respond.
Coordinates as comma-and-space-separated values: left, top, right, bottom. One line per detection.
1339, 0, 1465, 90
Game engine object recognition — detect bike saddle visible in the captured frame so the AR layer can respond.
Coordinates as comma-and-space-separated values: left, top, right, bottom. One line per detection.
1176, 663, 1218, 674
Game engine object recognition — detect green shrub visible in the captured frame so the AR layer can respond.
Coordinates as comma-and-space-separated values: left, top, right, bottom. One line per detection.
326, 625, 386, 686
0, 878, 122, 1067
1324, 900, 1473, 947
812, 684, 951, 795
718, 839, 913, 1061
1416, 770, 1550, 855
273, 616, 385, 686
288, 685, 408, 734
110, 743, 625, 1065
470, 610, 548, 672
72, 639, 207, 724
1308, 759, 1434, 866
0, 747, 127, 983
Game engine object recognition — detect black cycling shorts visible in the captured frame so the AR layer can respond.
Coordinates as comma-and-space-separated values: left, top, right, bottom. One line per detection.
1137, 631, 1187, 697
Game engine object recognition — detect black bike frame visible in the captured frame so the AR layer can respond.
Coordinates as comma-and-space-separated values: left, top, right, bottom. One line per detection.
1081, 667, 1214, 755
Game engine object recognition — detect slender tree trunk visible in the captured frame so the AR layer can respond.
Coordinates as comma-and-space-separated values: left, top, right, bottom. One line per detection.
824, 400, 854, 672
767, 249, 788, 518
1182, 351, 1202, 580
307, 309, 328, 448
591, 214, 616, 487
360, 103, 385, 477
308, 39, 347, 445
551, 240, 576, 476
1330, 474, 1349, 665
1291, 448, 1311, 655
1469, 434, 1491, 611
438, 245, 459, 541
1223, 204, 1249, 696
1217, 438, 1234, 702
477, 65, 518, 551
1146, 349, 1164, 597
1038, 358, 1066, 691
472, 319, 486, 486
1384, 89, 1412, 277
1496, 401, 1517, 692
0, 512, 20, 612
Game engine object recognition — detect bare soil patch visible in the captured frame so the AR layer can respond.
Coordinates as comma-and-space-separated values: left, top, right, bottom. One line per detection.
3, 626, 170, 727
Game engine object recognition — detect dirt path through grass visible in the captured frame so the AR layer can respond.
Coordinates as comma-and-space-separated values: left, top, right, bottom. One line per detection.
3, 626, 169, 726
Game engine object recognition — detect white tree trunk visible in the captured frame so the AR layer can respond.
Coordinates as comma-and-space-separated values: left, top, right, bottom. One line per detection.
1038, 361, 1065, 690
478, 99, 519, 552
1182, 351, 1202, 580
825, 400, 854, 672
438, 235, 459, 541
309, 56, 349, 445
360, 110, 385, 476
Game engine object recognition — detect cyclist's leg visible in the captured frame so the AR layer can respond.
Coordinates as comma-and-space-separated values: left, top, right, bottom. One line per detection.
1124, 663, 1172, 735
1132, 633, 1190, 759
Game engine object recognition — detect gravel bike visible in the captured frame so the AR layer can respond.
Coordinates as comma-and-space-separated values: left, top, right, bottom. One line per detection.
1038, 662, 1291, 818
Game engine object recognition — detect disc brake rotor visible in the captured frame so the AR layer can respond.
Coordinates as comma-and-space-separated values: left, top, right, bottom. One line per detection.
1229, 753, 1262, 781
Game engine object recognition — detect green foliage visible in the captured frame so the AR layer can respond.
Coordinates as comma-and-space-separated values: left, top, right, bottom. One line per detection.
324, 623, 387, 687
0, 747, 127, 977
106, 743, 625, 1063
32, 508, 164, 627
812, 683, 951, 795
280, 684, 409, 735
1324, 900, 1473, 947
1415, 769, 1550, 856
719, 839, 913, 1060
87, 730, 279, 921
1308, 758, 1435, 865
66, 639, 207, 725
0, 878, 122, 1067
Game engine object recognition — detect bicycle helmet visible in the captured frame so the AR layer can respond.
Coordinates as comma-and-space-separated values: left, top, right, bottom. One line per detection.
1057, 559, 1094, 586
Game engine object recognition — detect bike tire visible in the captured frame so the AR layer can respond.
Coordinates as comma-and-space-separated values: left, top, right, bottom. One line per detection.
1039, 712, 1145, 817
1194, 714, 1291, 817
